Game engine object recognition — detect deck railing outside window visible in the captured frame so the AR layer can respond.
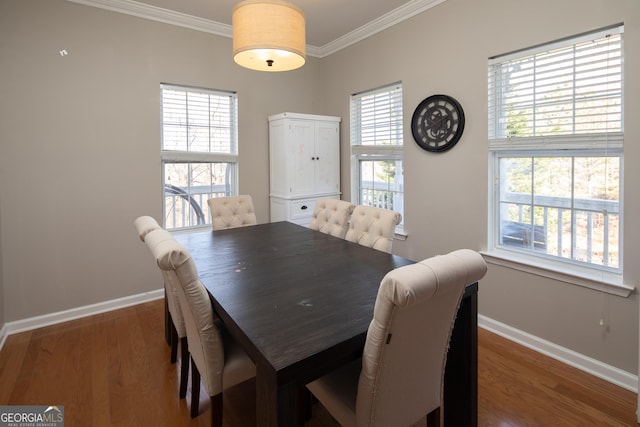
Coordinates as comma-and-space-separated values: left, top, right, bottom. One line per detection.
164, 184, 228, 230
359, 180, 402, 212
499, 192, 619, 268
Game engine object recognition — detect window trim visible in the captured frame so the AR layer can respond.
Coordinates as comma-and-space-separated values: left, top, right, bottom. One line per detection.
160, 150, 238, 164
350, 154, 406, 239
160, 83, 239, 231
486, 26, 629, 296
480, 249, 633, 297
488, 24, 623, 65
350, 82, 405, 236
486, 148, 626, 295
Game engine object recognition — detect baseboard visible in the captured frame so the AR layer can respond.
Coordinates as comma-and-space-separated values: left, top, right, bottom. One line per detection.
0, 323, 8, 354
479, 315, 638, 393
0, 289, 164, 352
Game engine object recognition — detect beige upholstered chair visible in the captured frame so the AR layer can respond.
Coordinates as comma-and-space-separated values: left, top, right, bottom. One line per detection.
133, 215, 161, 241
138, 226, 190, 399
149, 234, 256, 427
307, 249, 487, 427
344, 205, 402, 253
207, 195, 257, 230
309, 199, 356, 239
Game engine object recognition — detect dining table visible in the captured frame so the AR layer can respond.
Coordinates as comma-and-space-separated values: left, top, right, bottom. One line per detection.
175, 221, 478, 427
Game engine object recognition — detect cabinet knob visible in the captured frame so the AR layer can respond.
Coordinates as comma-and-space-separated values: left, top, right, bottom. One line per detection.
301, 205, 308, 210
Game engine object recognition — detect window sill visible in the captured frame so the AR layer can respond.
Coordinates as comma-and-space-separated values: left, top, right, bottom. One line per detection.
394, 226, 408, 241
169, 225, 211, 235
480, 250, 634, 298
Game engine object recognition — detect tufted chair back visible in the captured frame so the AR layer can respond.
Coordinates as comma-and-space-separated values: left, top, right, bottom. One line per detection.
133, 215, 161, 241
207, 195, 257, 230
309, 199, 355, 239
138, 225, 190, 398
345, 205, 402, 253
356, 249, 486, 426
149, 234, 226, 394
307, 249, 487, 427
142, 229, 187, 342
147, 231, 255, 425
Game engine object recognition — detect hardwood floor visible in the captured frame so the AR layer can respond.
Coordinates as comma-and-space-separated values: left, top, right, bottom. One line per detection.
0, 299, 636, 426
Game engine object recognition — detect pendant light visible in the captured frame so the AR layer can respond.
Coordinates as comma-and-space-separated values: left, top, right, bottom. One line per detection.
232, 0, 306, 72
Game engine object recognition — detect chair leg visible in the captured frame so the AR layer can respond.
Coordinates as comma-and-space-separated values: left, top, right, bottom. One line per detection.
426, 406, 441, 427
170, 322, 178, 363
165, 296, 172, 346
190, 359, 201, 418
210, 394, 223, 427
179, 337, 189, 399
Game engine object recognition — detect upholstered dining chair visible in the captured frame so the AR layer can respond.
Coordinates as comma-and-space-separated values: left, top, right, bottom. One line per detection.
138, 225, 190, 399
207, 195, 257, 230
306, 249, 487, 427
149, 233, 256, 427
309, 199, 356, 239
133, 215, 161, 241
344, 205, 402, 253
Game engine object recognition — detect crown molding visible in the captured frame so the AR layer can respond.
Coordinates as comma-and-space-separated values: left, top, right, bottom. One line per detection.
315, 0, 447, 57
66, 0, 446, 58
66, 0, 232, 37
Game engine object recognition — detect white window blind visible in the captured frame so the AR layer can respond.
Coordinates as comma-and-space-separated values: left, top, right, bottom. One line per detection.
351, 83, 403, 149
161, 84, 237, 155
488, 25, 623, 150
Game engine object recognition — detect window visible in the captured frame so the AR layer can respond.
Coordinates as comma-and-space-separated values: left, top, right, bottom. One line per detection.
350, 83, 404, 230
161, 84, 238, 230
487, 25, 624, 284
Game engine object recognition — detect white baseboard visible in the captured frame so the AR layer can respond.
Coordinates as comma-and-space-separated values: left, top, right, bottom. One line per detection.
479, 314, 638, 393
0, 289, 164, 352
0, 323, 8, 354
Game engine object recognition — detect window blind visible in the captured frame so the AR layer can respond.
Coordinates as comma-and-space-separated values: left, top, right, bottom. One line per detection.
488, 25, 623, 149
161, 84, 237, 155
351, 83, 403, 146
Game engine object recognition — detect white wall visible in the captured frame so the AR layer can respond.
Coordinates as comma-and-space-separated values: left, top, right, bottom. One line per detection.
320, 0, 640, 375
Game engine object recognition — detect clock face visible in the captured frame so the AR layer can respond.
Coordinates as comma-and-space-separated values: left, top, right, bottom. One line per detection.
411, 95, 465, 153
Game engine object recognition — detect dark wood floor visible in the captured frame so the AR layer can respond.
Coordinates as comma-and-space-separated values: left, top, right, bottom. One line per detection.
0, 299, 636, 426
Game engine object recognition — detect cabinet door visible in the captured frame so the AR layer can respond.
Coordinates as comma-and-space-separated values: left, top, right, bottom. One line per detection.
287, 120, 316, 196
314, 121, 340, 194
269, 120, 288, 196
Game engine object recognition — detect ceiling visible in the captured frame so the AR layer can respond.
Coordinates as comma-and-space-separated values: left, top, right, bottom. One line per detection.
135, 0, 413, 47
72, 0, 445, 55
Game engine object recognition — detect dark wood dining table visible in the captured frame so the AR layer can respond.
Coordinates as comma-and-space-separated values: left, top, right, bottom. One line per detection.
175, 221, 478, 427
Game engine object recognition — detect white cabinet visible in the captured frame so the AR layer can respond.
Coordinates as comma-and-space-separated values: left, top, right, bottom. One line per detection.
269, 112, 341, 226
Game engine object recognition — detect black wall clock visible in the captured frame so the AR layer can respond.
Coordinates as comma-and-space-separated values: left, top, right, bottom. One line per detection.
411, 94, 465, 153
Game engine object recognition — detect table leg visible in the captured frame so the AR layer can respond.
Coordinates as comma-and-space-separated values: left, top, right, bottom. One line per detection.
256, 364, 277, 427
256, 365, 303, 427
